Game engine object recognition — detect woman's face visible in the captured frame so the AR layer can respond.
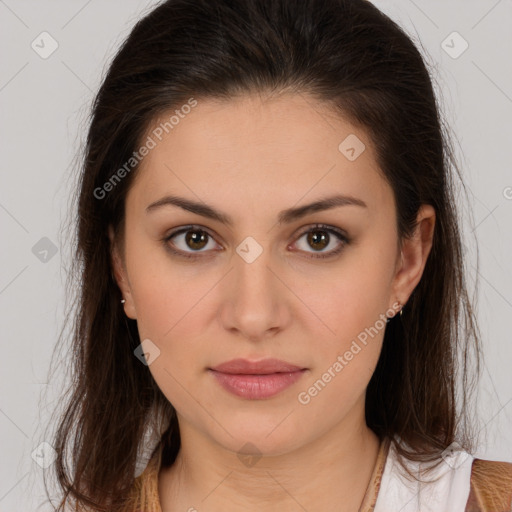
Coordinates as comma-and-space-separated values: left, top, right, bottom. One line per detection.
111, 92, 434, 457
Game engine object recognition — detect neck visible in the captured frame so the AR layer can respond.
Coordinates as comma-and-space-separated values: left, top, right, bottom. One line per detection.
158, 405, 382, 512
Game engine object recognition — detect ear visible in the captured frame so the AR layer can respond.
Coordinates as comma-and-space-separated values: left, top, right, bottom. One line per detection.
109, 225, 137, 319
390, 204, 436, 312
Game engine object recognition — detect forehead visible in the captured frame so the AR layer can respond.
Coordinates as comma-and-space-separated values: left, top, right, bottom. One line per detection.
127, 93, 394, 220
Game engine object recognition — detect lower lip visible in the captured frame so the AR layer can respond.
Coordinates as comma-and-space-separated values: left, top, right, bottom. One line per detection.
209, 369, 307, 399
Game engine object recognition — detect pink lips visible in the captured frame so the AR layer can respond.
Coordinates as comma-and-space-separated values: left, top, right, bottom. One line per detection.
209, 358, 307, 399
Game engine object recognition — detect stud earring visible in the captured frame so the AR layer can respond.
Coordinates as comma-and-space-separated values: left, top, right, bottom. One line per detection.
121, 299, 126, 304
387, 302, 402, 322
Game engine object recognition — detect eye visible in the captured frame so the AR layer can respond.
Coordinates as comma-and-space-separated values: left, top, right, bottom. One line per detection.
291, 224, 349, 259
163, 225, 220, 260
162, 223, 349, 261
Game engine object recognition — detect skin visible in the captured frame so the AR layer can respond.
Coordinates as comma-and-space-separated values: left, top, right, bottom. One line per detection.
110, 91, 435, 512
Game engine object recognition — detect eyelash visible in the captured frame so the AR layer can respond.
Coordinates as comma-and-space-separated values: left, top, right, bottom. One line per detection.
162, 223, 350, 261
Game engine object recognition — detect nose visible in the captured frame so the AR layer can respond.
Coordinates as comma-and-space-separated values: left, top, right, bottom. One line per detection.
219, 238, 291, 342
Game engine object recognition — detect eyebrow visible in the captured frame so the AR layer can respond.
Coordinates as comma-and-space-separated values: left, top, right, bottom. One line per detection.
145, 193, 367, 225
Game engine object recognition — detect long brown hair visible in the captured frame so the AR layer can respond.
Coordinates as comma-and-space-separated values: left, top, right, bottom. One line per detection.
45, 0, 482, 509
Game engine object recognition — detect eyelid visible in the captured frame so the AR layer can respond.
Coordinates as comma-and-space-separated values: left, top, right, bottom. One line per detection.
162, 223, 349, 260
289, 223, 349, 259
162, 224, 220, 255
293, 223, 348, 242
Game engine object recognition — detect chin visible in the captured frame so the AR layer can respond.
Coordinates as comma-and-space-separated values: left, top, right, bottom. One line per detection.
206, 415, 310, 459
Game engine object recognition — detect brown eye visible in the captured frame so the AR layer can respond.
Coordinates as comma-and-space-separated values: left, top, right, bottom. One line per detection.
306, 230, 330, 251
163, 226, 220, 259
184, 229, 209, 250
292, 224, 349, 259
163, 223, 349, 261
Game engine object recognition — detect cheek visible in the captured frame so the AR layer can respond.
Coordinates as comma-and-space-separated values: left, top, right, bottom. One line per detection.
296, 273, 389, 415
303, 256, 394, 342
131, 277, 206, 358
296, 245, 395, 395
124, 231, 204, 336
129, 265, 208, 406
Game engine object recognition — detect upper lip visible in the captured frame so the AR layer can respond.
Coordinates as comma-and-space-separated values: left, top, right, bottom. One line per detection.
210, 358, 305, 375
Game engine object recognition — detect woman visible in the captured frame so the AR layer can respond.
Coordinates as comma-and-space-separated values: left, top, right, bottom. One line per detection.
48, 0, 512, 510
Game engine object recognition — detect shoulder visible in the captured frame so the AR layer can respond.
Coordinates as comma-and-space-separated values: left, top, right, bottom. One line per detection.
465, 458, 512, 512
375, 438, 512, 512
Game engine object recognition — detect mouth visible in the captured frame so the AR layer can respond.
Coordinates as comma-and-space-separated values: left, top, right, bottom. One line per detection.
209, 357, 306, 375
208, 358, 308, 399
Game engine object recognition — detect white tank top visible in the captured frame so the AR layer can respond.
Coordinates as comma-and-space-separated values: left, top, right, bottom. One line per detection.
374, 440, 473, 511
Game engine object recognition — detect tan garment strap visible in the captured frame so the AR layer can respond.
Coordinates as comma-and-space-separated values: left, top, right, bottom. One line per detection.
359, 437, 391, 511
465, 458, 512, 511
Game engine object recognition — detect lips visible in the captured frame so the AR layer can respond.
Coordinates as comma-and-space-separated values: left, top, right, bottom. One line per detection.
210, 358, 305, 375
208, 358, 307, 399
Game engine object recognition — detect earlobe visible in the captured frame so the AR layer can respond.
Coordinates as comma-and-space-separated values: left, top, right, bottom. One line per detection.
391, 204, 436, 307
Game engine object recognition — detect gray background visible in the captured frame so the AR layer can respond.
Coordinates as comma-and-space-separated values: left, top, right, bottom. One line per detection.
0, 0, 511, 510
